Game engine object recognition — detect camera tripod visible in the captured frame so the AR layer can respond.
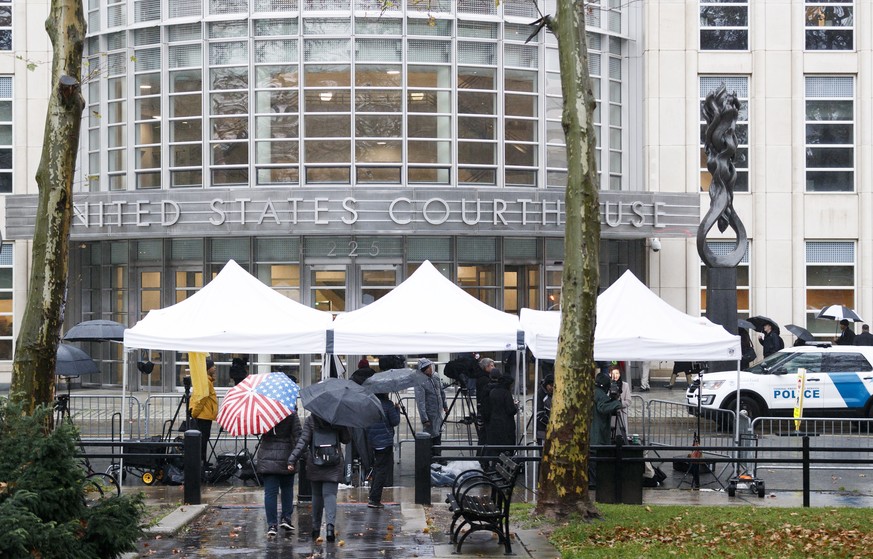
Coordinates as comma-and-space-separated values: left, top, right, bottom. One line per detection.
443, 382, 479, 447
164, 376, 193, 439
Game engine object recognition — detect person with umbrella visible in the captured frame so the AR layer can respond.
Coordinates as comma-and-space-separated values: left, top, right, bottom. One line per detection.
287, 414, 350, 543
256, 410, 302, 537
365, 392, 401, 508
413, 358, 448, 460
215, 370, 302, 537
835, 319, 856, 346
759, 322, 784, 358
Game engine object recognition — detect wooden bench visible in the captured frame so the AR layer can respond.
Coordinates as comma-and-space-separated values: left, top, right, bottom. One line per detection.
445, 453, 523, 555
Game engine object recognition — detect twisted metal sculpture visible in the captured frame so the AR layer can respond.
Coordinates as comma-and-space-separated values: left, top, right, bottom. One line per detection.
697, 85, 747, 268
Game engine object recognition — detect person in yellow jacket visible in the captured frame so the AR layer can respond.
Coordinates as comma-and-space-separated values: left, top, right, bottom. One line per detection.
189, 356, 218, 465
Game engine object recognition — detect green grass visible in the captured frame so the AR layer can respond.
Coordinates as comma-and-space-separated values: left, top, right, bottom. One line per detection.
512, 503, 873, 558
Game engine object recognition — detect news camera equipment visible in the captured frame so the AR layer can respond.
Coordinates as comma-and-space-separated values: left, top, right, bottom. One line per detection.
443, 379, 479, 449
608, 380, 622, 401
136, 360, 155, 375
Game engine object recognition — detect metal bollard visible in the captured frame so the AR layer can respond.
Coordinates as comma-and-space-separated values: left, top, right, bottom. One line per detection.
297, 459, 311, 502
414, 432, 433, 505
183, 430, 202, 505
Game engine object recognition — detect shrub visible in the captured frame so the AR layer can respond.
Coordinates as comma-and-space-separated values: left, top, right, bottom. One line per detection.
0, 397, 145, 558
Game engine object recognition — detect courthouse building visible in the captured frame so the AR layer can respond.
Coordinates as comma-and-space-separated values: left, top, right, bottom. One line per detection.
0, 1, 869, 389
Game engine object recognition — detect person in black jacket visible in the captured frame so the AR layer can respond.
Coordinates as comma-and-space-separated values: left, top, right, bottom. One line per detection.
483, 373, 518, 466
229, 356, 249, 386
255, 413, 302, 537
835, 319, 856, 346
535, 374, 554, 444
365, 393, 401, 508
759, 322, 784, 358
854, 324, 873, 346
288, 415, 351, 543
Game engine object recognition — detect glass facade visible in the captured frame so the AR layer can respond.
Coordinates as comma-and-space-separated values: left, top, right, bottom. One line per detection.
699, 0, 749, 51
806, 241, 855, 336
805, 76, 854, 193
805, 1, 854, 51
79, 1, 628, 192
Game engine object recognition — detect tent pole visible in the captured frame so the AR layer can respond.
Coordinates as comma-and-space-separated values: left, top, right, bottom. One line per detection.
532, 357, 540, 504
119, 348, 129, 494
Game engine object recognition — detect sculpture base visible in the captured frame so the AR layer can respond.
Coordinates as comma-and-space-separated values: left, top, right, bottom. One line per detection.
705, 267, 739, 373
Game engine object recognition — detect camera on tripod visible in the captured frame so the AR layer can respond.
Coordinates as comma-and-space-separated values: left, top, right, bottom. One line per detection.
183, 375, 192, 390
608, 380, 622, 400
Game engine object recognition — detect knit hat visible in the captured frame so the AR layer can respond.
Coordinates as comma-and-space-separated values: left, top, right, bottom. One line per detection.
358, 358, 370, 369
489, 368, 502, 380
418, 358, 434, 371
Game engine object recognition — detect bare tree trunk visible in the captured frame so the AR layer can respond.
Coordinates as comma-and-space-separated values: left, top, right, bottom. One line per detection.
9, 0, 86, 416
534, 0, 601, 520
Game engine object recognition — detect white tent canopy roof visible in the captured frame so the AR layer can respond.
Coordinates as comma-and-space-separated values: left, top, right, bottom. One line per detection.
521, 270, 741, 361
123, 259, 334, 354
331, 260, 521, 354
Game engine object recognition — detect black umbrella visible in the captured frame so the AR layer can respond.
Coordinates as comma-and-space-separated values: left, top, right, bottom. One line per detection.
817, 305, 863, 323
63, 319, 126, 342
737, 319, 755, 330
361, 368, 425, 394
300, 378, 385, 428
785, 324, 815, 342
748, 316, 780, 335
56, 343, 100, 377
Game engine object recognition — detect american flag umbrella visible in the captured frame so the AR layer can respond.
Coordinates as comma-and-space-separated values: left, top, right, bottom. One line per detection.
217, 372, 300, 436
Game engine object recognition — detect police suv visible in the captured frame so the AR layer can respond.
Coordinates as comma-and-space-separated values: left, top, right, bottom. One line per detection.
686, 344, 873, 420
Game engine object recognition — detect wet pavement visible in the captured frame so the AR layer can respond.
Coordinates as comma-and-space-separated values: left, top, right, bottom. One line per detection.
125, 469, 873, 559
128, 484, 559, 558
119, 380, 873, 557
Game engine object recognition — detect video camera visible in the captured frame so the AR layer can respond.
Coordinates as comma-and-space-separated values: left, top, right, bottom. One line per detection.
443, 355, 481, 386
608, 380, 622, 401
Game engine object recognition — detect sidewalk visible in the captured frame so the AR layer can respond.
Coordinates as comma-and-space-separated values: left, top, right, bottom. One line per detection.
128, 483, 560, 558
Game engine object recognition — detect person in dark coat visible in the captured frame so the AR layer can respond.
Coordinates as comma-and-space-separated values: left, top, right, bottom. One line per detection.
255, 413, 302, 536
740, 328, 756, 369
483, 373, 518, 463
229, 356, 249, 386
667, 361, 694, 389
759, 322, 784, 357
287, 415, 351, 542
348, 359, 377, 480
365, 393, 401, 508
591, 372, 623, 446
835, 319, 856, 346
535, 374, 554, 444
854, 324, 873, 346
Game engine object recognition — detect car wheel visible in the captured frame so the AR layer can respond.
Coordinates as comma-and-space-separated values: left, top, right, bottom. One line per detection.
738, 395, 762, 420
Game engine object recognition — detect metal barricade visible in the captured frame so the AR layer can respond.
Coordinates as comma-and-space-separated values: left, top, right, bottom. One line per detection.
68, 395, 141, 440
751, 416, 873, 472
644, 398, 735, 477
143, 393, 257, 458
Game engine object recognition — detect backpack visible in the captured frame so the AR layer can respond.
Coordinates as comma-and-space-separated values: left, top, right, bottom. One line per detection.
311, 425, 341, 467
776, 336, 785, 351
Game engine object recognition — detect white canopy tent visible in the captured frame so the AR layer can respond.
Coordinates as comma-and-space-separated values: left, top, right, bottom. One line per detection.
330, 260, 522, 354
521, 270, 743, 466
124, 259, 333, 354
119, 260, 334, 488
520, 270, 741, 362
